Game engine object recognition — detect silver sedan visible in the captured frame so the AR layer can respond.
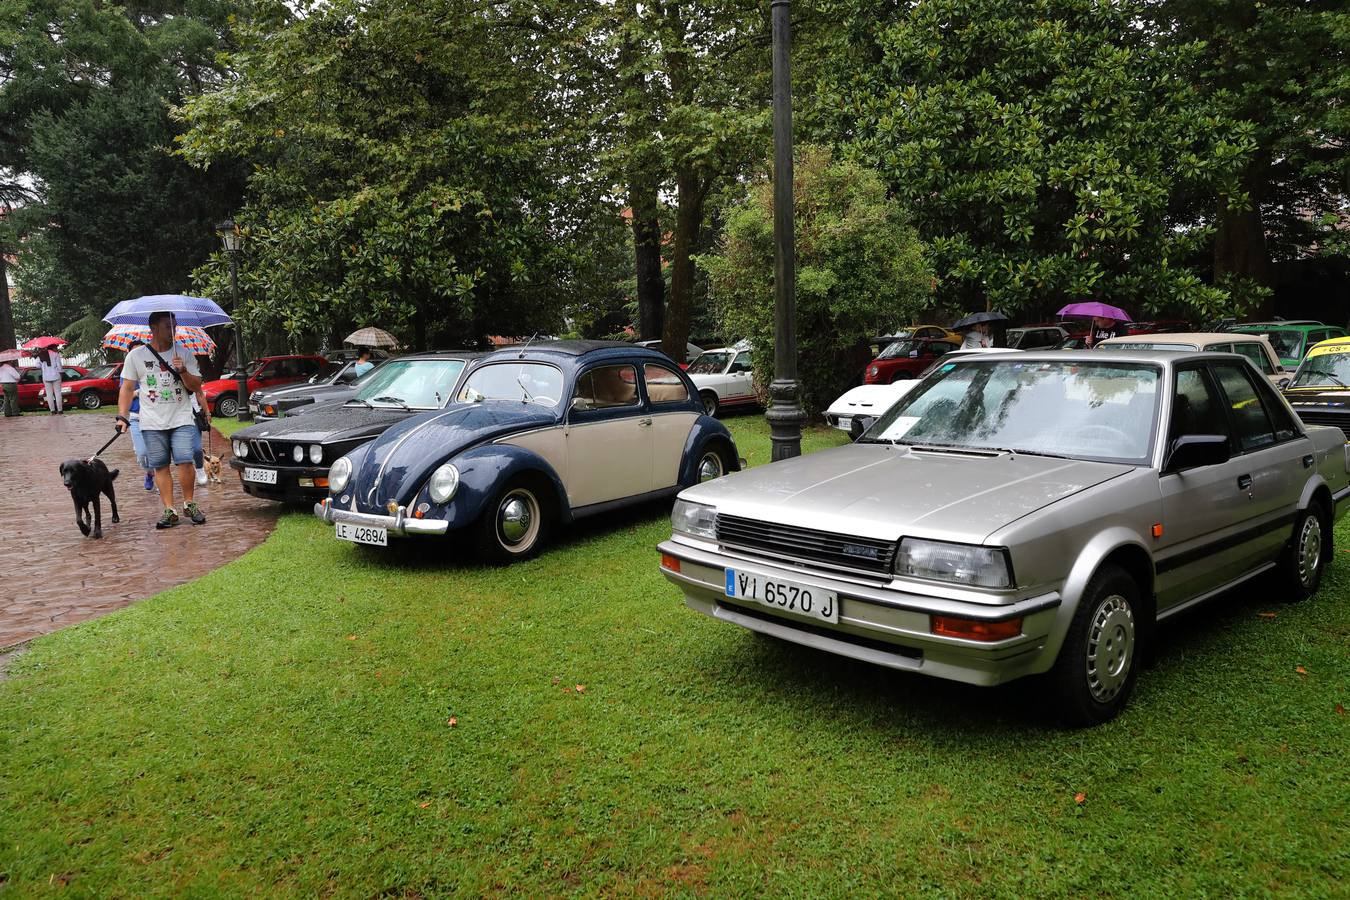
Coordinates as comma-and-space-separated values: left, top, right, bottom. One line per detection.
658, 351, 1350, 725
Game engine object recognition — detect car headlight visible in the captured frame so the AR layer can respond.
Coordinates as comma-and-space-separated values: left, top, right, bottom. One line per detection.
309, 444, 323, 464
868, 366, 879, 377
428, 462, 460, 504
671, 499, 717, 539
328, 456, 353, 494
234, 440, 248, 459
292, 444, 305, 463
895, 538, 1012, 588
263, 404, 276, 416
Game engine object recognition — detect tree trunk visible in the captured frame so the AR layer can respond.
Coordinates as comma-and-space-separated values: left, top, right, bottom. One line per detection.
1214, 162, 1274, 314
0, 250, 14, 349
662, 171, 708, 360
631, 182, 664, 341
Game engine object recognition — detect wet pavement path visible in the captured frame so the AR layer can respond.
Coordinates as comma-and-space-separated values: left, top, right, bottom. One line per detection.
0, 413, 280, 647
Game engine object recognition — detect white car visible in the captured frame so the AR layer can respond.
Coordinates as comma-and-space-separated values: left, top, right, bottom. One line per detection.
826, 347, 1021, 435
686, 346, 757, 416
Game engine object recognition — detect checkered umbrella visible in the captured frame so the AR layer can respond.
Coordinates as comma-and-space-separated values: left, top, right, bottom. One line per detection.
102, 324, 216, 355
344, 326, 401, 349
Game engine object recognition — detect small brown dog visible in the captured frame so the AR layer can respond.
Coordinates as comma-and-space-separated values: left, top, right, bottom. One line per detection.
203, 454, 224, 484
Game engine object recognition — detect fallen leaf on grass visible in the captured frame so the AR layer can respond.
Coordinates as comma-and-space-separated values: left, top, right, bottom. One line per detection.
1336, 703, 1345, 716
1074, 792, 1086, 804
1257, 612, 1277, 619
1296, 666, 1308, 676
551, 676, 560, 685
446, 716, 457, 727
575, 684, 586, 694
419, 801, 430, 809
346, 634, 357, 641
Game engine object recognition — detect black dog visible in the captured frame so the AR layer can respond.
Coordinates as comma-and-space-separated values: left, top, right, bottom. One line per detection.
59, 458, 120, 539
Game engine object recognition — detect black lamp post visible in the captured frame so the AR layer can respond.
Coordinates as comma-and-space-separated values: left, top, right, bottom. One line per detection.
766, 0, 805, 461
215, 218, 251, 421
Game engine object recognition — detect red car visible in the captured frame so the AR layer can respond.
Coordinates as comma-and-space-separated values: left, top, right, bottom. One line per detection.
863, 338, 960, 384
202, 355, 328, 417
14, 365, 91, 410
61, 363, 122, 409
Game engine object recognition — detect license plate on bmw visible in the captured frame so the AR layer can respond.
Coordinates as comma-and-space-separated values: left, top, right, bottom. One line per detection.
243, 467, 277, 484
724, 568, 838, 623
335, 522, 387, 546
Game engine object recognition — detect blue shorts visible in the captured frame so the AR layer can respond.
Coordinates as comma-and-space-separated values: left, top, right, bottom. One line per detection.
142, 423, 198, 469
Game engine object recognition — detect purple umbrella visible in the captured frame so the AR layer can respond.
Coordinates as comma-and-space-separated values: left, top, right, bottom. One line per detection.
1058, 301, 1131, 322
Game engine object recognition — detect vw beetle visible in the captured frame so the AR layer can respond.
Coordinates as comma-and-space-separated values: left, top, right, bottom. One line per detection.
316, 341, 742, 562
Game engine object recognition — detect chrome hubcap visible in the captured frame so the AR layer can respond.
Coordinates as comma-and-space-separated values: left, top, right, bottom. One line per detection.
497, 490, 538, 548
1085, 595, 1134, 703
220, 398, 236, 416
1298, 515, 1322, 588
698, 453, 724, 482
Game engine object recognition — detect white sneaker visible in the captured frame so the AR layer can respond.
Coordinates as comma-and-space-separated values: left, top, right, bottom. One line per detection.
195, 467, 208, 486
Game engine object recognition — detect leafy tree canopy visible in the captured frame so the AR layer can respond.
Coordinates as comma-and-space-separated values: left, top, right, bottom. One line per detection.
700, 145, 930, 415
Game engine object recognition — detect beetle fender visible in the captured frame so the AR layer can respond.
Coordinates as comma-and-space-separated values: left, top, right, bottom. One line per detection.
678, 417, 741, 486
1032, 526, 1155, 675
414, 443, 570, 530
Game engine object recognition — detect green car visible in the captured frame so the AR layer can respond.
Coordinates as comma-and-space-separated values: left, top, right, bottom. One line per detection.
1232, 323, 1347, 368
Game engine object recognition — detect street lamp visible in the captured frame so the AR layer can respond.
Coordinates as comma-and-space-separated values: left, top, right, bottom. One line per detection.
766, 0, 805, 460
215, 218, 251, 421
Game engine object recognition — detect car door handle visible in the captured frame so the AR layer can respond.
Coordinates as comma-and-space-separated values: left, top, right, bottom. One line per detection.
1303, 454, 1315, 469
1237, 474, 1253, 491
638, 418, 652, 427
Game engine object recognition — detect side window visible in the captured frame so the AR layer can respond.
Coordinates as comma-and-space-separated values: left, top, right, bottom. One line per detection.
1210, 343, 1233, 354
1211, 364, 1276, 451
1170, 368, 1231, 443
1233, 342, 1273, 374
62, 368, 82, 380
300, 359, 322, 376
643, 363, 693, 405
731, 352, 752, 373
572, 365, 639, 410
255, 362, 277, 379
21, 369, 40, 384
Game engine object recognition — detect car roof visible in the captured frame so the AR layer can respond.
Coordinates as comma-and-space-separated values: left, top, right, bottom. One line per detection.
1098, 332, 1272, 347
477, 339, 670, 363
953, 348, 1251, 366
393, 349, 486, 360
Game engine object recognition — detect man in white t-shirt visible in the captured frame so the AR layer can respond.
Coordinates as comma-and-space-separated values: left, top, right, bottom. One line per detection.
115, 311, 206, 528
0, 359, 20, 417
38, 347, 64, 413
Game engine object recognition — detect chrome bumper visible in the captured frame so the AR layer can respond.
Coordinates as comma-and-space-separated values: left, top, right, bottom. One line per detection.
313, 498, 449, 536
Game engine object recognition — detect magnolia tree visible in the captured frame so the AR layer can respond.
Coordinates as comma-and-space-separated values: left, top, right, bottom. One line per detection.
699, 146, 930, 416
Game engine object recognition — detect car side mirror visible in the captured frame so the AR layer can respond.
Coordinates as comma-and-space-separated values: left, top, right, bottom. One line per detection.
1165, 434, 1230, 472
339, 370, 358, 383
909, 350, 919, 358
569, 396, 592, 415
1277, 377, 1291, 390
849, 416, 876, 441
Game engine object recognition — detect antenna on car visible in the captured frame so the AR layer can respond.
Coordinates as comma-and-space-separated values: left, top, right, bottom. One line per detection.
517, 333, 538, 359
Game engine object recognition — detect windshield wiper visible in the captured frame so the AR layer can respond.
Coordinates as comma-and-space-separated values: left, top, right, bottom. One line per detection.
372, 395, 411, 411
1317, 374, 1347, 387
516, 373, 534, 402
345, 398, 374, 409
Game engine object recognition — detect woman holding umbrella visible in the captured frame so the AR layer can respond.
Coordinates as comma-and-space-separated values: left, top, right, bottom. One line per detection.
1058, 302, 1131, 348
24, 337, 69, 414
954, 311, 1009, 349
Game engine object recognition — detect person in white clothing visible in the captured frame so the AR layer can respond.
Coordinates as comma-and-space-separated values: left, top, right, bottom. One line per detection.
960, 323, 992, 350
37, 347, 64, 414
0, 359, 20, 417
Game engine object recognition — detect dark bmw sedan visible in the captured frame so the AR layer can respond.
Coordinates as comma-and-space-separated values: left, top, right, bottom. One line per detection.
230, 351, 480, 502
249, 357, 389, 419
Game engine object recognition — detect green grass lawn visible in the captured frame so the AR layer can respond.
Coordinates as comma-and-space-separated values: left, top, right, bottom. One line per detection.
2, 413, 1347, 895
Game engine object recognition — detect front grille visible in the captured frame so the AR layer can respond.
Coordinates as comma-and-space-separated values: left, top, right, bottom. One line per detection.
1293, 410, 1350, 440
715, 514, 897, 577
246, 439, 311, 466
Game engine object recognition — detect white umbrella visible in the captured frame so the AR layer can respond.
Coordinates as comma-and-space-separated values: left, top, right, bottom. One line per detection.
344, 326, 400, 349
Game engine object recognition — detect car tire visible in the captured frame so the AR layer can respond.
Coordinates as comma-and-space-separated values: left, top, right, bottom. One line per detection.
473, 478, 549, 565
701, 391, 720, 417
79, 389, 102, 410
1050, 564, 1140, 727
215, 395, 238, 418
1277, 501, 1329, 602
695, 444, 732, 483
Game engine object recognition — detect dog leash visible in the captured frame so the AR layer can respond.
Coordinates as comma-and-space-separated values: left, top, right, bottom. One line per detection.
88, 428, 124, 461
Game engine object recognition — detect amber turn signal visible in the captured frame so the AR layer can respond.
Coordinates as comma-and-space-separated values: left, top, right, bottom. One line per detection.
660, 553, 681, 574
931, 615, 1022, 642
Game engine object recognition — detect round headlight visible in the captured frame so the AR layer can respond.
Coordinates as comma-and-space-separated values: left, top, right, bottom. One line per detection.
329, 456, 352, 494
309, 444, 323, 464
234, 440, 248, 459
292, 444, 305, 463
428, 463, 460, 504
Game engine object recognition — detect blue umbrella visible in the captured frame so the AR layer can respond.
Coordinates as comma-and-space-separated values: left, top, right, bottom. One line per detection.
103, 294, 233, 328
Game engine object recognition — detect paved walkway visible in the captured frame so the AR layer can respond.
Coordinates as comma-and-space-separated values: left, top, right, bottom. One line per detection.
0, 413, 280, 647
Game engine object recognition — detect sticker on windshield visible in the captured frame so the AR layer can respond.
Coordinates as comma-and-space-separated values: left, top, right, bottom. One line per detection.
877, 415, 920, 441
940, 364, 955, 372
1307, 342, 1350, 359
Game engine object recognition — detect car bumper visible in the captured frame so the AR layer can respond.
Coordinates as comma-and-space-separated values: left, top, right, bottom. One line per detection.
657, 538, 1063, 687
229, 459, 330, 503
314, 497, 450, 536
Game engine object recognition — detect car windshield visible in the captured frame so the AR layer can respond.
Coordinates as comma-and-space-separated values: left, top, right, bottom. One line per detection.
1246, 330, 1302, 358
868, 359, 1160, 464
877, 339, 921, 359
87, 364, 117, 379
309, 362, 345, 384
1100, 342, 1199, 352
350, 358, 467, 408
456, 362, 563, 407
687, 351, 732, 375
1291, 349, 1350, 388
